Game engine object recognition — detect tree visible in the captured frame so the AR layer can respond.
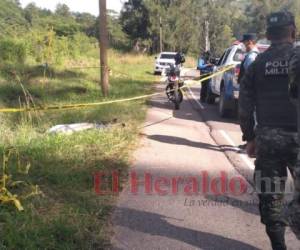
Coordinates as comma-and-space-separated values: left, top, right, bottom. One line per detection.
169, 0, 194, 52
24, 3, 39, 26
55, 3, 71, 17
245, 0, 291, 37
144, 0, 176, 53
2, 0, 300, 60
0, 0, 27, 37
10, 0, 20, 6
107, 11, 130, 49
120, 0, 150, 50
207, 2, 235, 56
75, 12, 97, 37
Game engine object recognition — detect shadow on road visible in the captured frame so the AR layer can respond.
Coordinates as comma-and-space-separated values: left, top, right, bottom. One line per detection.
114, 207, 260, 250
147, 99, 173, 111
147, 134, 237, 153
149, 94, 239, 127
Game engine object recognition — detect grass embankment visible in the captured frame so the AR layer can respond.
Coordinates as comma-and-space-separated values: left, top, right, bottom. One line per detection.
0, 50, 156, 249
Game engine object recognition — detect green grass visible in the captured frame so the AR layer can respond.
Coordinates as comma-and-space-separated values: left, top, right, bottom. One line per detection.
0, 49, 157, 249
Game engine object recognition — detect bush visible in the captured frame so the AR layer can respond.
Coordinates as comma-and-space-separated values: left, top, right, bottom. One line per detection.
0, 29, 98, 69
23, 29, 97, 65
70, 33, 96, 58
0, 39, 27, 65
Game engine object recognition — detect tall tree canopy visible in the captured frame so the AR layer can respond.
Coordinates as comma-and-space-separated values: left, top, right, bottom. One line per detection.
120, 0, 150, 41
119, 0, 300, 55
1, 0, 300, 57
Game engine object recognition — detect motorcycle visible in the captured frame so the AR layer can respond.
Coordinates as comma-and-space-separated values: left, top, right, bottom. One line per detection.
165, 64, 184, 110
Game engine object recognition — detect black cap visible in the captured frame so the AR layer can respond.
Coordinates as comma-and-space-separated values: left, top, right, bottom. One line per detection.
267, 11, 295, 28
240, 33, 257, 42
204, 51, 211, 57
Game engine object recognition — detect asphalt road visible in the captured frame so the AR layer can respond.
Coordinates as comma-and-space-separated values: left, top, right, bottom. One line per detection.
111, 69, 299, 250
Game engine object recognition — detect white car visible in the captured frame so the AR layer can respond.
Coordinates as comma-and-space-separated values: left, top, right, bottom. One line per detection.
154, 52, 177, 75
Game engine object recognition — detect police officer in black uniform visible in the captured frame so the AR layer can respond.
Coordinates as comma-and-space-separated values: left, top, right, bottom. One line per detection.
239, 11, 298, 250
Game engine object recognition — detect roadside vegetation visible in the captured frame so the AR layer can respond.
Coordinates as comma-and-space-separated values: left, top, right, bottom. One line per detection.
0, 2, 156, 245
0, 47, 156, 248
1, 0, 299, 248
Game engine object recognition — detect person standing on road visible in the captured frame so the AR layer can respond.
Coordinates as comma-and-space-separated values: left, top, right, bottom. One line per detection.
238, 33, 259, 84
238, 34, 260, 150
198, 51, 214, 102
239, 11, 298, 250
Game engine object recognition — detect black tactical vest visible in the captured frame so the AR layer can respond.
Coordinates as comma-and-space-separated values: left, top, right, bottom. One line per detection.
253, 43, 297, 130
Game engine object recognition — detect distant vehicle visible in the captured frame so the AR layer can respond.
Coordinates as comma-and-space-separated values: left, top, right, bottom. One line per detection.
207, 41, 269, 118
154, 52, 177, 75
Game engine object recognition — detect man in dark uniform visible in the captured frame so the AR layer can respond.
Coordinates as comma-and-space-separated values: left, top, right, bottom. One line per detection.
239, 11, 298, 249
238, 34, 259, 151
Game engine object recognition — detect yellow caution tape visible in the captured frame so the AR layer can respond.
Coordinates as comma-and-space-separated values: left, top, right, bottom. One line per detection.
0, 93, 161, 113
0, 65, 235, 211
182, 65, 235, 89
0, 65, 235, 113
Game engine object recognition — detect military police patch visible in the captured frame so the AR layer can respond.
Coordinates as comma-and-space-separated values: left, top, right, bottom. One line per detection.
265, 60, 289, 76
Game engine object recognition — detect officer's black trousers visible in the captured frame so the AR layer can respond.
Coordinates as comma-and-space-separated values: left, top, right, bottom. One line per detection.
254, 127, 299, 226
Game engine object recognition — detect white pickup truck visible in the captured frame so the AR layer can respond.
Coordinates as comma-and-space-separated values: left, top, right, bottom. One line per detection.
154, 52, 177, 75
207, 41, 269, 117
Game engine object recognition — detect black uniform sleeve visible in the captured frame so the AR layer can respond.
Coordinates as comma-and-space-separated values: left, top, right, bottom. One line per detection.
239, 62, 256, 142
289, 47, 300, 102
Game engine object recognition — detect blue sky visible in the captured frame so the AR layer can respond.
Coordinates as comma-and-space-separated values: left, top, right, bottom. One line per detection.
20, 0, 125, 16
